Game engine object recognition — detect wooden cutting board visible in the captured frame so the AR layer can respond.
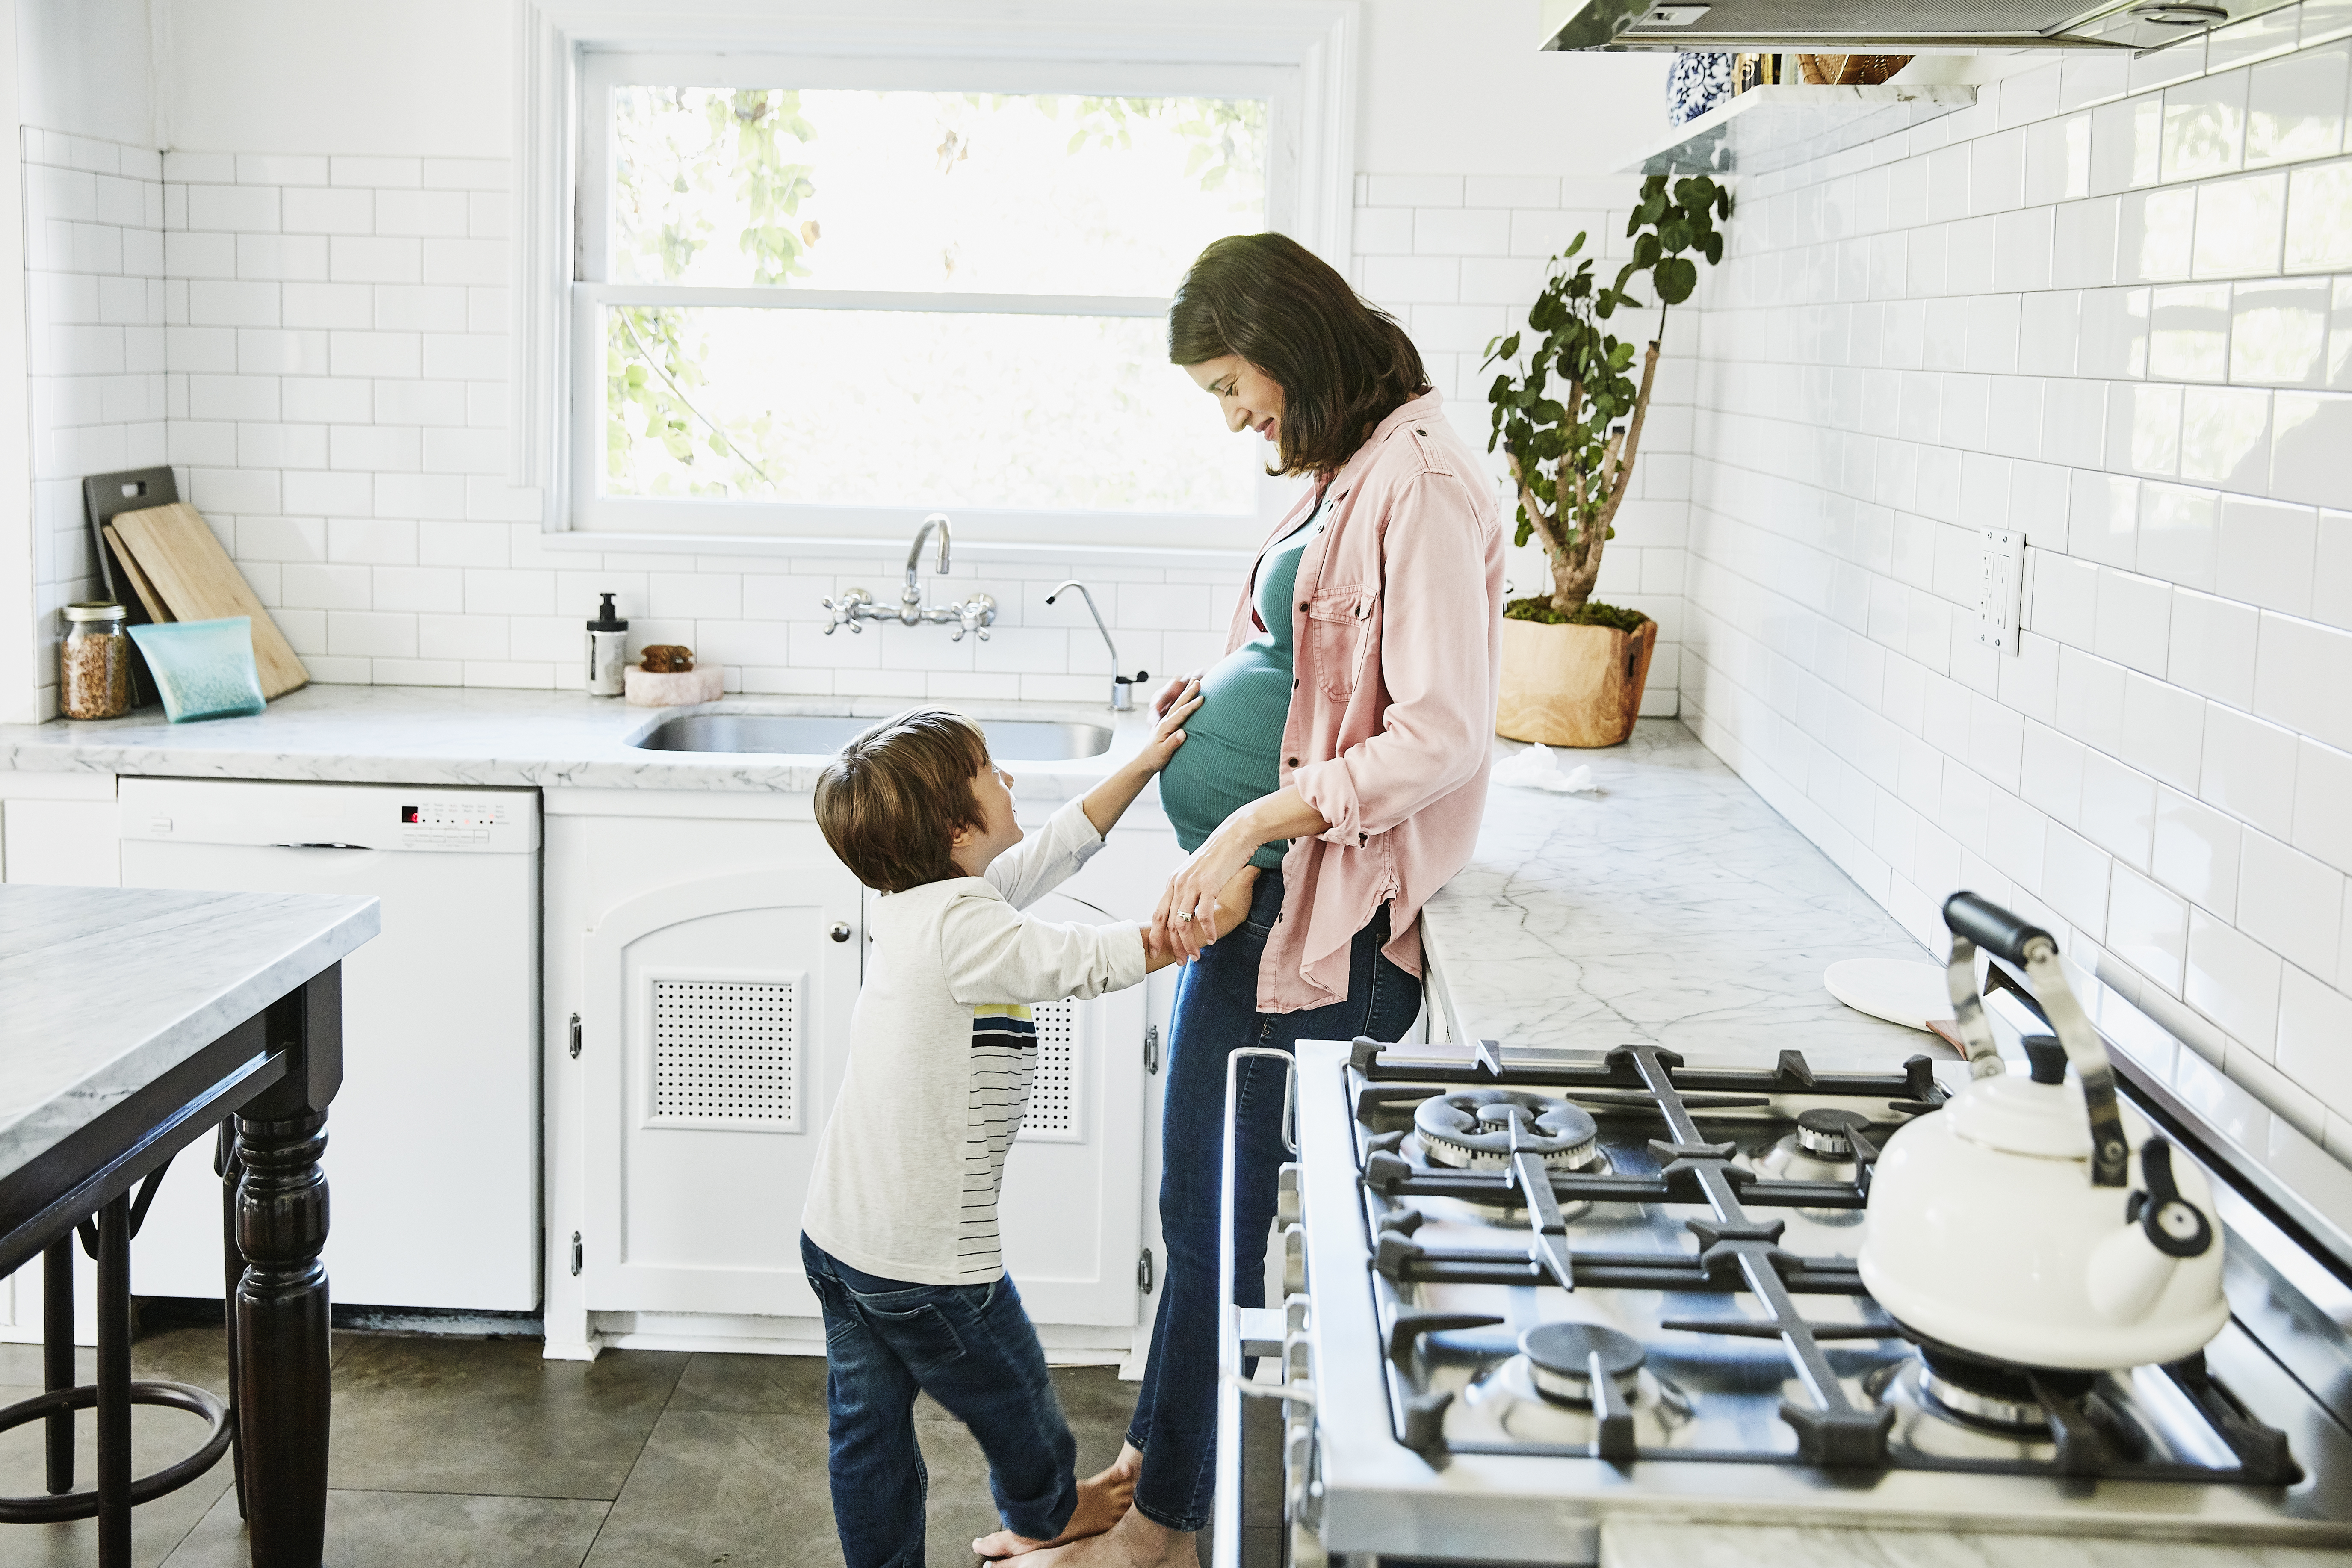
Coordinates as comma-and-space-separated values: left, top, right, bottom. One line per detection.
108, 502, 309, 699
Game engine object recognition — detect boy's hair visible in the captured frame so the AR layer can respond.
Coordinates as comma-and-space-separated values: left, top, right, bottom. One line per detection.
815, 707, 991, 892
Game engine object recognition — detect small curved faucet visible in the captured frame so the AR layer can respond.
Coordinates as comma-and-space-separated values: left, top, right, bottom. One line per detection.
821, 513, 994, 640
1048, 580, 1148, 710
903, 513, 951, 610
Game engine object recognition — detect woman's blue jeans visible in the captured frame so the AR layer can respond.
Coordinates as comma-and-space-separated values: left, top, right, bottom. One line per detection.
802, 1234, 1078, 1568
1126, 866, 1424, 1531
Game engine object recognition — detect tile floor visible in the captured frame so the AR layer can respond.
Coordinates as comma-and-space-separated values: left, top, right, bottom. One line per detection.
0, 1325, 1144, 1567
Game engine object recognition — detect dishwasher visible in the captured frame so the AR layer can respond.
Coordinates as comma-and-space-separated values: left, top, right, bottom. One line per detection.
118, 777, 540, 1313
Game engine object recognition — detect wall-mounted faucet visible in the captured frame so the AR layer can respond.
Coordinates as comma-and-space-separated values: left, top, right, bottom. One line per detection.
1047, 580, 1148, 711
822, 512, 997, 641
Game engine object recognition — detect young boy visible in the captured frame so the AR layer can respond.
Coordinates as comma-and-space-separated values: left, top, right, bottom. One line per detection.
800, 696, 1252, 1568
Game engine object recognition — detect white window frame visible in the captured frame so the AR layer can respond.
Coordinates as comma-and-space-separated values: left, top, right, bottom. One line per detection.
512, 1, 1359, 561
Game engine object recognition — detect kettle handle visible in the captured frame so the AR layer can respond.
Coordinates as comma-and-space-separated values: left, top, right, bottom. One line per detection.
1942, 891, 2132, 1189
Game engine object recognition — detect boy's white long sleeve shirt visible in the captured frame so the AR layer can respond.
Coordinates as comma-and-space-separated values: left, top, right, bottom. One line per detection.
800, 797, 1146, 1285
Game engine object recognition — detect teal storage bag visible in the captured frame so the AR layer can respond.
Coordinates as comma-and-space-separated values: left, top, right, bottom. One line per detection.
125, 617, 268, 722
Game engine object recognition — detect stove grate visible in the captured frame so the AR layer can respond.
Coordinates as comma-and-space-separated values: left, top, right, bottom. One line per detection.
1352, 1039, 2298, 1485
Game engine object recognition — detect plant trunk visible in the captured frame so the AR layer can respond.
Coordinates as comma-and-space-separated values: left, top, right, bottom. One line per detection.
1509, 338, 1663, 618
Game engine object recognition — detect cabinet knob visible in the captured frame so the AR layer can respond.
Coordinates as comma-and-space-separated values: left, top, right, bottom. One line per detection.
829, 922, 853, 943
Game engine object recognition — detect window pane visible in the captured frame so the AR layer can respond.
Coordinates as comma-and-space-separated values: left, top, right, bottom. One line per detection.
609, 89, 1266, 294
603, 305, 1256, 514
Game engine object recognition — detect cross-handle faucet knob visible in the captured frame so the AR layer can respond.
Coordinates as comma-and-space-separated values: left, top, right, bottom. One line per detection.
821, 587, 873, 635
950, 594, 996, 643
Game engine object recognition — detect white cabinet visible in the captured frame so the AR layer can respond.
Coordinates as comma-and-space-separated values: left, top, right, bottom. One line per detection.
545, 789, 1175, 1360
581, 863, 862, 1319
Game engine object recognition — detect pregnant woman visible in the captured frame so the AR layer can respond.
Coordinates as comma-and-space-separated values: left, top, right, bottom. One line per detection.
1003, 233, 1504, 1567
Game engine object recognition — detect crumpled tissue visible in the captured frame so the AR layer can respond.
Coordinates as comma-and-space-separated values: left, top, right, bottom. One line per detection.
1493, 743, 1600, 794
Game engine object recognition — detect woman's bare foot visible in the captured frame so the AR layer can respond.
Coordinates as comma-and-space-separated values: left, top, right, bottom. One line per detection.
1018, 1504, 1196, 1568
973, 1450, 1141, 1558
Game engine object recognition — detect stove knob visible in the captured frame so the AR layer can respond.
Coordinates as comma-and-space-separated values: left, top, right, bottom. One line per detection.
1281, 1223, 1307, 1296
1276, 1163, 1302, 1225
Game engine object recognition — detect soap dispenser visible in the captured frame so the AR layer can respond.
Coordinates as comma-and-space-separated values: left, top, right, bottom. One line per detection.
585, 593, 628, 696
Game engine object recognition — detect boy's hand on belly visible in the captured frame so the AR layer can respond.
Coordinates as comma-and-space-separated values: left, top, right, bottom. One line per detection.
1133, 680, 1202, 774
1150, 672, 1204, 717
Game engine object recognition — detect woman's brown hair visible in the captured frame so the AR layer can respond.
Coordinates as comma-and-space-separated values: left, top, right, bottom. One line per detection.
1168, 232, 1429, 478
814, 707, 990, 892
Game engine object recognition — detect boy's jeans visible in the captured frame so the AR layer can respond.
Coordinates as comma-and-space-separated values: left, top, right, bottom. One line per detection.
801, 1234, 1078, 1568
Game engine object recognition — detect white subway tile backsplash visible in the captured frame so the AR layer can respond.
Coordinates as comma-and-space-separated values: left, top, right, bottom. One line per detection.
2157, 783, 2243, 916
2187, 907, 2284, 1039
2200, 701, 2303, 832
2278, 962, 2352, 1107
2242, 830, 2349, 978
2284, 159, 2352, 269
2247, 43, 2351, 165
2294, 736, 2352, 871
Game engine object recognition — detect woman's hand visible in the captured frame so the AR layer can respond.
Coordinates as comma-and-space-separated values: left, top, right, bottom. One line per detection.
1151, 673, 1205, 718
1130, 681, 1201, 775
1152, 787, 1333, 960
1154, 817, 1265, 963
1141, 865, 1259, 972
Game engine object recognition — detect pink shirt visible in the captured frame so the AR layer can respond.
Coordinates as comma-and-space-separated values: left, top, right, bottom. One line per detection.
1237, 390, 1506, 1013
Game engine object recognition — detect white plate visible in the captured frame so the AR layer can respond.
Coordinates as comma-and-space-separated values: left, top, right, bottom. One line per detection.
1824, 958, 1954, 1032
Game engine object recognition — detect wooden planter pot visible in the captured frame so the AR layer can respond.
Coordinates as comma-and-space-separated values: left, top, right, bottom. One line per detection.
1495, 615, 1657, 748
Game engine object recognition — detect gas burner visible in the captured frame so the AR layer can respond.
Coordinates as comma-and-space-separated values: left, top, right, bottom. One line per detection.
1750, 1109, 1874, 1223
1413, 1089, 1599, 1170
1796, 1107, 1870, 1156
1915, 1341, 2093, 1434
1522, 1322, 1644, 1407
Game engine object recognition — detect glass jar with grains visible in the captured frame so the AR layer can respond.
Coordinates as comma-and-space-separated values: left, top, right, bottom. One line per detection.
61, 602, 132, 720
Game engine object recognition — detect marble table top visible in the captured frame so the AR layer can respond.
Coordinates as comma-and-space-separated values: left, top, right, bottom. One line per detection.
1421, 721, 1941, 1069
0, 683, 1155, 799
0, 886, 378, 1180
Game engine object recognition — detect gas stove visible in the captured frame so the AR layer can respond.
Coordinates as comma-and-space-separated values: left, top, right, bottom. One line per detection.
1220, 1034, 2352, 1566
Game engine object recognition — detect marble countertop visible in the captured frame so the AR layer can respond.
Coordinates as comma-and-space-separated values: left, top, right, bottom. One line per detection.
1600, 1520, 2349, 1568
0, 684, 1157, 798
1421, 721, 1940, 1069
0, 885, 378, 1179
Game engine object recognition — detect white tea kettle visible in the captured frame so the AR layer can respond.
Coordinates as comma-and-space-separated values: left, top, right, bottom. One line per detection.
1858, 892, 2228, 1370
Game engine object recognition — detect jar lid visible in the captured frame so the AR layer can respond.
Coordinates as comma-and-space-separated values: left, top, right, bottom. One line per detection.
64, 601, 127, 622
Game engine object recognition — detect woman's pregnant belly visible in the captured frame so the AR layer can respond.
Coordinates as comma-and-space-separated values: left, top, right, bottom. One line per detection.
1158, 646, 1295, 869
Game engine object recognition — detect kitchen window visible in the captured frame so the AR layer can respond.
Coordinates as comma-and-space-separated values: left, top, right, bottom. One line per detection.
562, 50, 1324, 552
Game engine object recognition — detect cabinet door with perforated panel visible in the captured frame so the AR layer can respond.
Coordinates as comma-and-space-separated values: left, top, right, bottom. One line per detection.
993, 890, 1149, 1329
581, 863, 861, 1316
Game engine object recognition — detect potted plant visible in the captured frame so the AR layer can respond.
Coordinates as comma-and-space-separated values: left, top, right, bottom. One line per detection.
1481, 173, 1733, 747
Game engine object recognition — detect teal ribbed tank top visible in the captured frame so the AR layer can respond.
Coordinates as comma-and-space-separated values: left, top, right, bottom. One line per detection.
1158, 506, 1322, 870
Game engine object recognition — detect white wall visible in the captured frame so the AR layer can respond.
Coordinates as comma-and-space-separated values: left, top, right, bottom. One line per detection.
1684, 11, 2352, 1156
1355, 0, 1669, 177
17, 0, 153, 147
156, 0, 504, 157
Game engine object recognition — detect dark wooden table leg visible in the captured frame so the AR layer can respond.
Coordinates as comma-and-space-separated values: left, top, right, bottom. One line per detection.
42, 1237, 72, 1495
95, 1193, 131, 1567
216, 1119, 248, 1520
233, 967, 341, 1568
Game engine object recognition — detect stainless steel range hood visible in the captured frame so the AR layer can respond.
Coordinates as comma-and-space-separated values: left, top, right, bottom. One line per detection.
1540, 0, 2269, 52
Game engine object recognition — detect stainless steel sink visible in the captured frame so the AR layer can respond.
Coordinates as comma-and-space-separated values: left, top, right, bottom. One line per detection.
631, 712, 1114, 762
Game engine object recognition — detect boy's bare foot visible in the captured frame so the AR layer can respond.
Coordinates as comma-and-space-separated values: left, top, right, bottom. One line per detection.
974, 1450, 1140, 1558
1017, 1505, 1196, 1568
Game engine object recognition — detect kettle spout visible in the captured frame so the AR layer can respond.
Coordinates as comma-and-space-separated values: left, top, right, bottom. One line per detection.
2085, 1138, 2214, 1326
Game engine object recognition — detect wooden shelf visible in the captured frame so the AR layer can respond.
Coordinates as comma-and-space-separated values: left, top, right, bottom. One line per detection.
1620, 83, 1977, 178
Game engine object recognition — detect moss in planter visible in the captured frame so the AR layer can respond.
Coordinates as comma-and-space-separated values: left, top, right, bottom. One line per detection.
1503, 597, 1650, 633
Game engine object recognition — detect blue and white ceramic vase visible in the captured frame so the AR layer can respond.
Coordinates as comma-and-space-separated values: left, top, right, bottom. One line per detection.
1666, 51, 1735, 126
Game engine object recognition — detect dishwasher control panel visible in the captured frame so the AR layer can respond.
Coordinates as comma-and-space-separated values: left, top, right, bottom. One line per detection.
119, 778, 540, 854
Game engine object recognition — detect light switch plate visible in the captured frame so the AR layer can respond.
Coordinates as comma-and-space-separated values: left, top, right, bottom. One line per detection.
1975, 528, 2024, 656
